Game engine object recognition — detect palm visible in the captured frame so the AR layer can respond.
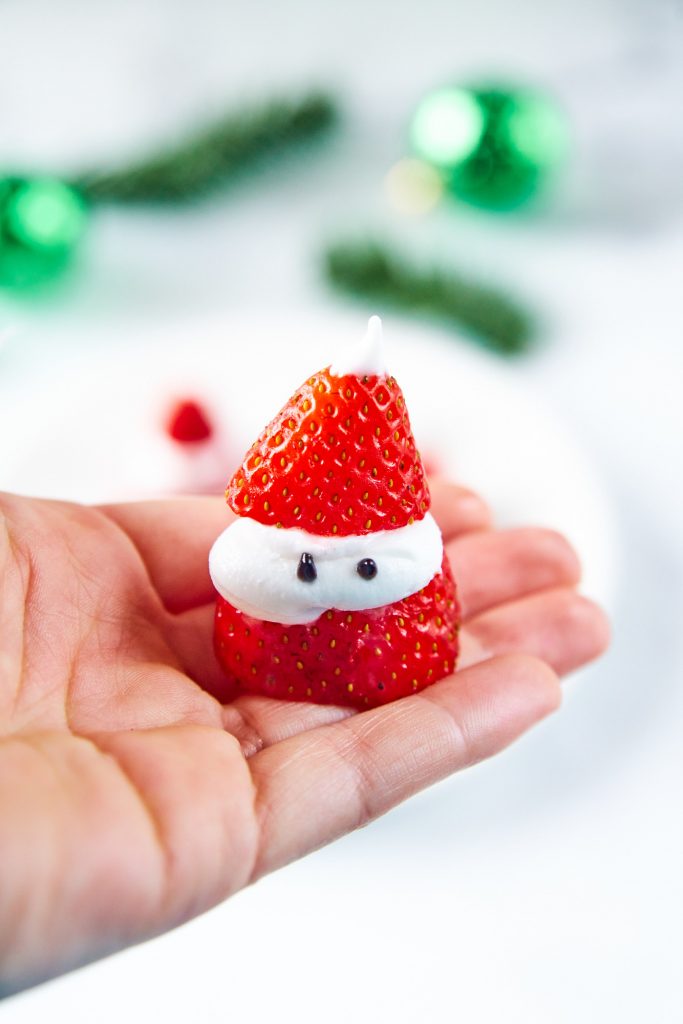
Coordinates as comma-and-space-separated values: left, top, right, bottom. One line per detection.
0, 482, 607, 992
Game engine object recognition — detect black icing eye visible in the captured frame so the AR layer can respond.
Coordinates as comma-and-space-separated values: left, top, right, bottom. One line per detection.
297, 552, 317, 583
356, 558, 378, 580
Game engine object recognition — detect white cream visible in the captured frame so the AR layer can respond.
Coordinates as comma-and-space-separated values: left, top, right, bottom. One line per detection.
329, 315, 388, 378
209, 514, 443, 625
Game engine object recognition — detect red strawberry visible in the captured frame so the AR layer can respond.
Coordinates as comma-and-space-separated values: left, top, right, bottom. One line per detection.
211, 318, 461, 708
166, 399, 213, 444
212, 554, 459, 709
225, 367, 429, 537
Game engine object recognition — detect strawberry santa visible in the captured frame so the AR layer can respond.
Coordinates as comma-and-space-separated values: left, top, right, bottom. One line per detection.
209, 316, 460, 709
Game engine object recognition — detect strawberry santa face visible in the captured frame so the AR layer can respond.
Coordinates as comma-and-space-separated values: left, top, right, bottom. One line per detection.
209, 514, 443, 625
209, 317, 460, 709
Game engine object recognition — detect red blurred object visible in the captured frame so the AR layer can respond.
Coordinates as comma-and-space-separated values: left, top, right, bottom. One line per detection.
166, 399, 214, 444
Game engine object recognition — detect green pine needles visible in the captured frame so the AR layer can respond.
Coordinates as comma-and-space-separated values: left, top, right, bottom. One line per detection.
75, 92, 338, 203
8, 84, 534, 355
324, 239, 533, 355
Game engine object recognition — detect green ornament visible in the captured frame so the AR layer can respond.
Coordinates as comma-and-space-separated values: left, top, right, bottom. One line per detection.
0, 177, 88, 289
410, 83, 568, 211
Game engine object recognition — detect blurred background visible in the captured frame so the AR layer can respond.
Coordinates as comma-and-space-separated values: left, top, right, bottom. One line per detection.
1, 0, 682, 1020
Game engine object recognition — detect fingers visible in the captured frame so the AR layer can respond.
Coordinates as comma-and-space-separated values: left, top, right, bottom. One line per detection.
166, 603, 226, 694
222, 698, 355, 758
248, 654, 560, 878
459, 588, 610, 675
99, 497, 232, 613
98, 481, 486, 615
428, 479, 491, 540
449, 527, 581, 621
447, 527, 600, 676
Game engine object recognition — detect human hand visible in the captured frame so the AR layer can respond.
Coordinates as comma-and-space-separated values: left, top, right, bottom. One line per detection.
0, 482, 608, 993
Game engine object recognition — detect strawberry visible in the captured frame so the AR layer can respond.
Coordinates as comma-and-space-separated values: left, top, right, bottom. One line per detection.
166, 399, 213, 444
212, 554, 459, 709
210, 318, 461, 709
225, 367, 430, 536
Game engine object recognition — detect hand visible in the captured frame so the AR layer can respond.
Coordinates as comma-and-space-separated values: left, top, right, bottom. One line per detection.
0, 482, 608, 993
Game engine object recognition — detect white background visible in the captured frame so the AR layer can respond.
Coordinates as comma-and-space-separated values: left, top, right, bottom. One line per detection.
1, 1, 682, 1020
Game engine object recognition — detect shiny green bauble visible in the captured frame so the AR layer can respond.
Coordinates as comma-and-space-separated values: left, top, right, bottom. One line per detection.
410, 83, 568, 211
0, 177, 88, 289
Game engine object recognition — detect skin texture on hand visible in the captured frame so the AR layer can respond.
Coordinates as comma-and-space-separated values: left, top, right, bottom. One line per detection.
0, 481, 609, 994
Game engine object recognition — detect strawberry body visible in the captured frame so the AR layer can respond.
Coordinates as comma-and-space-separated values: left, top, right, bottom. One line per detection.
213, 555, 460, 709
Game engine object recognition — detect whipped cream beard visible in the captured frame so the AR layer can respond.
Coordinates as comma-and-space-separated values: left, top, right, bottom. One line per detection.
209, 514, 444, 625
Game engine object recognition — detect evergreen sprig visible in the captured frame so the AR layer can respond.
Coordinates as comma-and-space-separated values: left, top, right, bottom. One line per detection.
324, 239, 534, 355
75, 91, 337, 203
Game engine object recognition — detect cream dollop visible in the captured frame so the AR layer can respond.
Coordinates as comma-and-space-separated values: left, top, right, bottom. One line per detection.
329, 315, 388, 378
209, 514, 443, 625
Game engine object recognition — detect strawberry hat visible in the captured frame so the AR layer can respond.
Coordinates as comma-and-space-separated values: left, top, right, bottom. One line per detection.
226, 317, 430, 537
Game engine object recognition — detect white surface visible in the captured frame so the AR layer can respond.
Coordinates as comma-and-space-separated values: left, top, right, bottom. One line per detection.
1, 1, 682, 1021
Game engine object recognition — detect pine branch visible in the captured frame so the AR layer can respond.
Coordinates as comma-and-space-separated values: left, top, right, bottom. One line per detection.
323, 239, 534, 355
74, 92, 338, 203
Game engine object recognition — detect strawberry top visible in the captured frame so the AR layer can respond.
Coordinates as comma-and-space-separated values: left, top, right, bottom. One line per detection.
226, 366, 430, 536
